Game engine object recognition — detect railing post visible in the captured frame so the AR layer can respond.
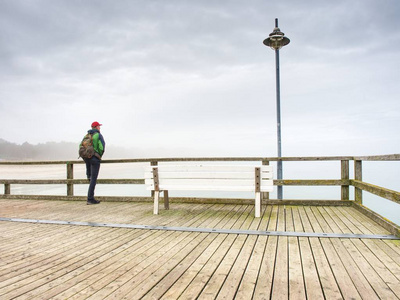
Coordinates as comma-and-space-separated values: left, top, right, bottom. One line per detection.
341, 160, 349, 200
4, 183, 10, 195
67, 162, 74, 196
150, 160, 158, 197
354, 160, 362, 204
262, 159, 270, 201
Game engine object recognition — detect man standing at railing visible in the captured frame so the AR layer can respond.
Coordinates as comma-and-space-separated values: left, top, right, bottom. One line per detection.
81, 121, 106, 205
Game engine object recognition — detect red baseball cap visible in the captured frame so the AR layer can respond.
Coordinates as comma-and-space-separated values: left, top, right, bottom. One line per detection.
91, 121, 102, 127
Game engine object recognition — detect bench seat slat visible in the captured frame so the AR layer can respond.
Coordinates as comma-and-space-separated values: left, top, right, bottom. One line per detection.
144, 177, 273, 188
146, 185, 274, 192
145, 178, 272, 187
144, 172, 273, 180
144, 165, 273, 173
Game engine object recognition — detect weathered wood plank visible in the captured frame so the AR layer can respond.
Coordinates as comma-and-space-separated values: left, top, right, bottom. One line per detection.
331, 205, 382, 235
270, 206, 289, 299
348, 239, 400, 297
0, 225, 101, 279
353, 154, 400, 161
52, 203, 225, 298
215, 207, 264, 299
69, 204, 240, 299
274, 179, 345, 186
0, 227, 142, 298
0, 200, 399, 299
106, 232, 208, 299
351, 180, 400, 205
135, 205, 248, 299
145, 234, 224, 299
1, 203, 173, 288
253, 205, 279, 298
0, 155, 361, 166
361, 239, 400, 281
234, 206, 272, 299
351, 202, 400, 237
292, 206, 325, 299
316, 206, 380, 299
86, 205, 248, 299
0, 179, 145, 184
196, 206, 255, 298
169, 206, 249, 299
347, 237, 400, 298
286, 207, 306, 300
0, 202, 214, 298
298, 206, 343, 299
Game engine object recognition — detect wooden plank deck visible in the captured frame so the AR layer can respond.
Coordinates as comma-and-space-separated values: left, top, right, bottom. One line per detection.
0, 199, 400, 299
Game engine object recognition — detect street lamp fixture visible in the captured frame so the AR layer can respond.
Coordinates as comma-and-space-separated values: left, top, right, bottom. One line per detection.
264, 19, 290, 50
263, 18, 290, 200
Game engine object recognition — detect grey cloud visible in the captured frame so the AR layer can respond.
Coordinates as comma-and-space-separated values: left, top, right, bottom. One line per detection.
0, 0, 399, 157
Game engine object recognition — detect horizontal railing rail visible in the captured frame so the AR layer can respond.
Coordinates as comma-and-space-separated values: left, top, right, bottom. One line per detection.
1, 153, 397, 165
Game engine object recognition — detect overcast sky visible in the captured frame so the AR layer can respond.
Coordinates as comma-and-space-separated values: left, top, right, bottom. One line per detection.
1, 0, 399, 158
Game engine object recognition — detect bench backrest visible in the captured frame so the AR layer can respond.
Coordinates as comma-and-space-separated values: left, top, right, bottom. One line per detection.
144, 165, 273, 192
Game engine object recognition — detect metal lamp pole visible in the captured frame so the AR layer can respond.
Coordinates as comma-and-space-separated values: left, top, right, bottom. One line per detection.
263, 18, 290, 200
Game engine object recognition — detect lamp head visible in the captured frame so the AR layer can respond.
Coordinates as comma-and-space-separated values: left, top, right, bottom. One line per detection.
263, 19, 290, 50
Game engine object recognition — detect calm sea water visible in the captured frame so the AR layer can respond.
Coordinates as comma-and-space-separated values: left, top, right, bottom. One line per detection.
1, 161, 399, 225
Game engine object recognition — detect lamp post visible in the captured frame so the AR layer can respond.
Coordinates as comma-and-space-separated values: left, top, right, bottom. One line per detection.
263, 18, 290, 200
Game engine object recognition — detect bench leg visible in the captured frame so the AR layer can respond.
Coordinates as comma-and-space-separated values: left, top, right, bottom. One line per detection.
255, 192, 261, 218
154, 191, 160, 215
164, 190, 169, 210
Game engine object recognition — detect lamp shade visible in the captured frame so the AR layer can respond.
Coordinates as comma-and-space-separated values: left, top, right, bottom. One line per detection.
263, 28, 290, 50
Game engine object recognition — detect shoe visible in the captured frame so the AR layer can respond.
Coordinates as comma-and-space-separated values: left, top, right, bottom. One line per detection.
87, 199, 100, 205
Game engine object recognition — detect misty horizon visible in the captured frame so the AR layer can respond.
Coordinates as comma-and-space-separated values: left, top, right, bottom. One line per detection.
1, 1, 399, 159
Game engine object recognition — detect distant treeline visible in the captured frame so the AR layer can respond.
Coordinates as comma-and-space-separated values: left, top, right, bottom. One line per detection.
0, 138, 78, 160
0, 138, 135, 160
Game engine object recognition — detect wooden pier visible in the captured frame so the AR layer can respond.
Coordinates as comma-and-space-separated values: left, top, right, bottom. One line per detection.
0, 199, 399, 299
1, 155, 399, 299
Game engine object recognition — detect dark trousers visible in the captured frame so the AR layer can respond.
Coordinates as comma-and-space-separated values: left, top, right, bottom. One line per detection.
85, 156, 101, 201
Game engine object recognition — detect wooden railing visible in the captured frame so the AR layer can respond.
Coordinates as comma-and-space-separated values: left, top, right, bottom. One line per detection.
1, 154, 399, 205
2, 154, 400, 236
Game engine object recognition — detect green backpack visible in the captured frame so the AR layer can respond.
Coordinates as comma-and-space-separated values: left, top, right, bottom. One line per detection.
79, 133, 95, 159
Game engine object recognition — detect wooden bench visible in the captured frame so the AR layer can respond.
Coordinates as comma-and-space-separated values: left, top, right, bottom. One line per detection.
144, 164, 273, 217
